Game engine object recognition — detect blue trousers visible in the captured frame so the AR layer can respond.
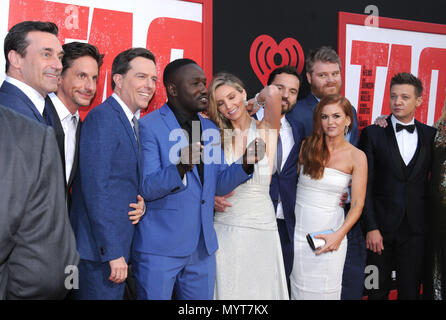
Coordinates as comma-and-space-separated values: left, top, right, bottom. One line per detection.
132, 234, 216, 300
71, 259, 126, 300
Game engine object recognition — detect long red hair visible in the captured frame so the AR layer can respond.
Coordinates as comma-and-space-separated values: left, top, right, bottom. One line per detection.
300, 94, 353, 179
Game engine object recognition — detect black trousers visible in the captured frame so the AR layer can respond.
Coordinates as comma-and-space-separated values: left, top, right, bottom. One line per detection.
366, 218, 424, 300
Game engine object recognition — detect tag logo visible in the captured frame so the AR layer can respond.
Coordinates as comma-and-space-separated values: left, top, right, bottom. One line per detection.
250, 35, 304, 86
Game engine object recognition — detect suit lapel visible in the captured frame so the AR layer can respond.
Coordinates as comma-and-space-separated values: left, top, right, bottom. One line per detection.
68, 121, 81, 188
0, 81, 46, 123
384, 116, 405, 180
407, 120, 426, 181
109, 96, 138, 156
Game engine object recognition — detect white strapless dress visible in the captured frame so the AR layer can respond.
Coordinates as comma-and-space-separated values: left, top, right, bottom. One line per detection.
290, 166, 351, 300
213, 120, 289, 300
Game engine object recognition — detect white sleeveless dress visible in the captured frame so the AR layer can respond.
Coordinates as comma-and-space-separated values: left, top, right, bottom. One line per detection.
213, 120, 289, 300
290, 166, 351, 300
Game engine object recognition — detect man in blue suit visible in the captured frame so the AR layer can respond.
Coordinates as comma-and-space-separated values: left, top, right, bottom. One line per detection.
287, 46, 365, 300
69, 48, 151, 299
0, 21, 63, 125
216, 66, 305, 290
133, 58, 263, 300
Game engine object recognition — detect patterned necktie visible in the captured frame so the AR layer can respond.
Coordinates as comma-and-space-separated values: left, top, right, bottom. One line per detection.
132, 116, 140, 147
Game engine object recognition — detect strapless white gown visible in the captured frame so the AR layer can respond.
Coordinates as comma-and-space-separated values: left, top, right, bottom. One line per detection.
213, 120, 288, 300
290, 166, 351, 300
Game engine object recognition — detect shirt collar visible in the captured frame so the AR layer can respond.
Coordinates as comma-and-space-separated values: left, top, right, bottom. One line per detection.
48, 92, 79, 122
167, 101, 199, 126
280, 115, 291, 129
5, 76, 46, 115
112, 92, 140, 122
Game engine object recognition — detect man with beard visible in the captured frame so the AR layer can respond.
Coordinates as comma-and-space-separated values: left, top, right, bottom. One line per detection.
132, 58, 264, 300
0, 21, 63, 126
216, 66, 305, 291
288, 46, 364, 300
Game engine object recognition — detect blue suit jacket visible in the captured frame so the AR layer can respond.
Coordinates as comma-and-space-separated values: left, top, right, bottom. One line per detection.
133, 104, 252, 257
269, 115, 305, 242
0, 80, 52, 125
70, 96, 139, 263
288, 93, 359, 146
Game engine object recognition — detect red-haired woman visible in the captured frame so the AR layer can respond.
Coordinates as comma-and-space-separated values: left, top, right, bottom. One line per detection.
290, 94, 368, 300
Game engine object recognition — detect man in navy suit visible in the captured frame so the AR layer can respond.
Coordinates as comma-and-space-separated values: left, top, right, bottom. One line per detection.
215, 66, 305, 290
69, 48, 151, 299
287, 46, 365, 300
132, 58, 263, 300
0, 21, 63, 125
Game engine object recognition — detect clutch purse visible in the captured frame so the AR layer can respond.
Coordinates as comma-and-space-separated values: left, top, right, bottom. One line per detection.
306, 229, 334, 251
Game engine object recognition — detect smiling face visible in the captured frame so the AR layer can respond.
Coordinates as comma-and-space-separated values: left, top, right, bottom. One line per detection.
57, 55, 99, 111
307, 61, 342, 99
270, 72, 300, 114
11, 31, 63, 97
214, 84, 247, 122
390, 83, 422, 123
113, 56, 157, 114
320, 102, 351, 138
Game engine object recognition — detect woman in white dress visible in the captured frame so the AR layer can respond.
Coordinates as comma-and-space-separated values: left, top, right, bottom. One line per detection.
207, 72, 289, 299
290, 94, 367, 300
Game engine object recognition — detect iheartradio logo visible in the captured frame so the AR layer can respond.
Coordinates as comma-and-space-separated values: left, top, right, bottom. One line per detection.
250, 35, 305, 86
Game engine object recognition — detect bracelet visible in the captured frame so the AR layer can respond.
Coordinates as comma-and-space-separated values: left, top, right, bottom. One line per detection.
254, 93, 265, 109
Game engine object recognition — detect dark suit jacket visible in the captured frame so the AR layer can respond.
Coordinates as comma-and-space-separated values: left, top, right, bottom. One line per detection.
269, 114, 305, 243
46, 97, 81, 210
0, 105, 79, 299
70, 96, 140, 263
359, 116, 437, 235
288, 93, 359, 146
0, 80, 53, 125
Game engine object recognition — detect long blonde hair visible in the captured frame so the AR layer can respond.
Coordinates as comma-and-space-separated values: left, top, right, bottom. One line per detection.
207, 72, 247, 148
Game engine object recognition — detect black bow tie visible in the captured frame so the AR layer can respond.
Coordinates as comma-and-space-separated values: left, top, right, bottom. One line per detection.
396, 123, 415, 133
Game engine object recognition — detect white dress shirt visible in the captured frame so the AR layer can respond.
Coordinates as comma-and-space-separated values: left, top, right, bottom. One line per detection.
256, 109, 294, 219
49, 92, 79, 184
391, 114, 418, 165
5, 76, 45, 115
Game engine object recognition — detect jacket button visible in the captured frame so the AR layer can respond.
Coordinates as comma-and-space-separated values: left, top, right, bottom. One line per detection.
100, 247, 105, 255
201, 200, 205, 204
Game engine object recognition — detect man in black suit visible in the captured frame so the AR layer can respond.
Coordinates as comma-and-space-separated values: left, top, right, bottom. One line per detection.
0, 105, 79, 299
359, 72, 436, 299
0, 21, 63, 125
45, 42, 103, 210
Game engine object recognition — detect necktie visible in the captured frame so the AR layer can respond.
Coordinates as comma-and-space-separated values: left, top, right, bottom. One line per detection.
276, 133, 283, 174
43, 96, 54, 126
396, 123, 415, 133
132, 116, 140, 146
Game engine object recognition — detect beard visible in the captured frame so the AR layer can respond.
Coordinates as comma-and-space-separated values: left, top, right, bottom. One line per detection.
312, 82, 341, 99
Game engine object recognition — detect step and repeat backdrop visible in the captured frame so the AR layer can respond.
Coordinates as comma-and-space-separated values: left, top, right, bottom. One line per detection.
1, 0, 445, 127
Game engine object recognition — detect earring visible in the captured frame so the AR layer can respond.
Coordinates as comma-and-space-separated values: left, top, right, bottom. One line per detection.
344, 126, 349, 136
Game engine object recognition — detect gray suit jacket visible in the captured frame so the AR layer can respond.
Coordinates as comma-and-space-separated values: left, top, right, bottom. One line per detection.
0, 105, 79, 299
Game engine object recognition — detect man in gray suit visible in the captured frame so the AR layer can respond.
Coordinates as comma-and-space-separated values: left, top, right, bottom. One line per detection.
0, 104, 79, 299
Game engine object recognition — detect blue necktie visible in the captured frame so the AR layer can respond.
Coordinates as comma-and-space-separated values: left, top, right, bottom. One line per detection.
43, 96, 54, 126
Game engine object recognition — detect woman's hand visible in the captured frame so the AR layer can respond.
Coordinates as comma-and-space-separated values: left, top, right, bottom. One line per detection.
314, 230, 346, 255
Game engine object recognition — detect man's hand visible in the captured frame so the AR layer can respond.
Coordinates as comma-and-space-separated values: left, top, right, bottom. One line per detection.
108, 256, 128, 284
339, 191, 348, 208
214, 191, 235, 212
366, 229, 384, 255
128, 195, 144, 225
177, 142, 203, 178
373, 115, 389, 128
242, 138, 266, 166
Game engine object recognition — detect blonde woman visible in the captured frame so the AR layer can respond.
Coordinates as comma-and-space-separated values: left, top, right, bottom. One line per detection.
208, 72, 288, 299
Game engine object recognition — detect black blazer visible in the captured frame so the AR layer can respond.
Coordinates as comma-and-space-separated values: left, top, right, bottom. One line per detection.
46, 97, 81, 210
359, 116, 436, 235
